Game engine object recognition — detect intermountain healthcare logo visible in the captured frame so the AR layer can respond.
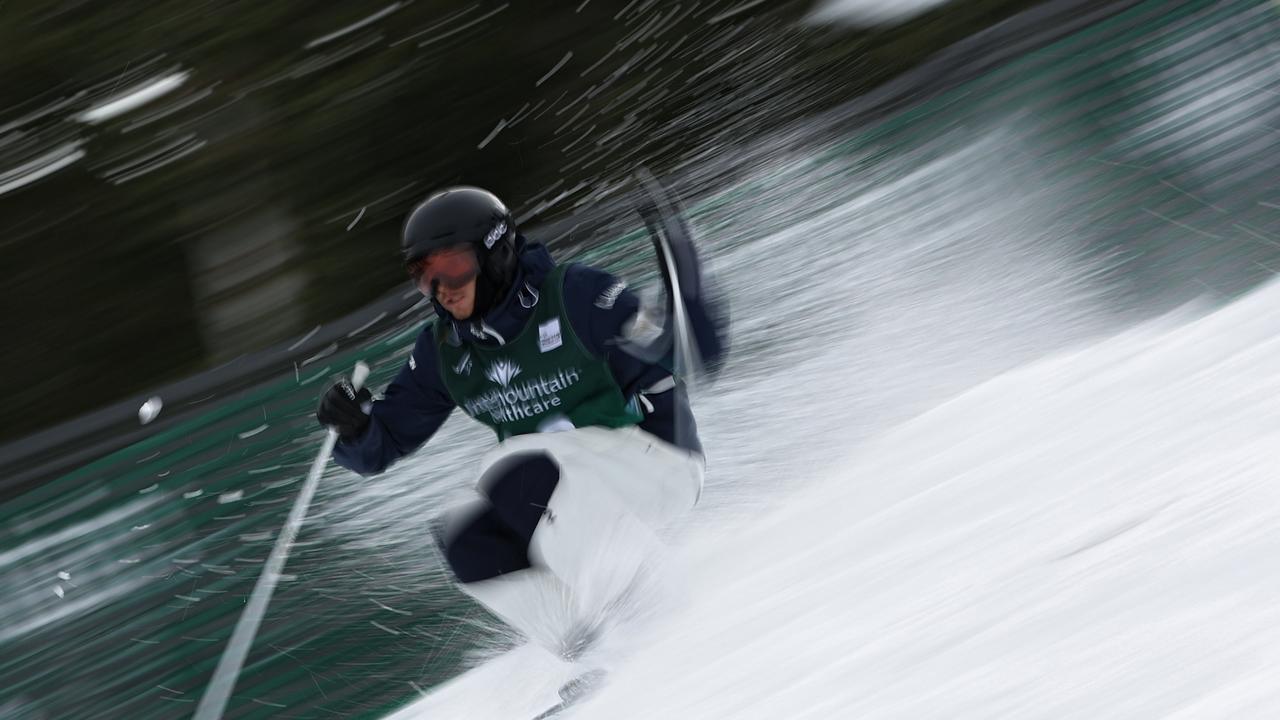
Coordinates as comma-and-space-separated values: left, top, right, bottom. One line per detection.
464, 363, 583, 424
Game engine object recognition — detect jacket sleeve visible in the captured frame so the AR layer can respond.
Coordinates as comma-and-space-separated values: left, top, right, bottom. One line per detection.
562, 264, 721, 453
563, 262, 728, 383
333, 327, 456, 476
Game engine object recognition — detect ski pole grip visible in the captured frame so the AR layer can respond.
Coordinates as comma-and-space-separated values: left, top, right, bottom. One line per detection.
351, 361, 370, 391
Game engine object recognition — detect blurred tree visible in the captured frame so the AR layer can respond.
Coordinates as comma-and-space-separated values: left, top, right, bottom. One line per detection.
0, 0, 1055, 440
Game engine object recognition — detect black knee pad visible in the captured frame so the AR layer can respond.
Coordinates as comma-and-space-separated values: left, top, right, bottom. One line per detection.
478, 451, 561, 546
440, 504, 532, 583
432, 500, 482, 557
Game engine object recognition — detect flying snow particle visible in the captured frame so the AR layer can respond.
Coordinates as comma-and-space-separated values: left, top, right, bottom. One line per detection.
805, 0, 956, 26
139, 396, 163, 424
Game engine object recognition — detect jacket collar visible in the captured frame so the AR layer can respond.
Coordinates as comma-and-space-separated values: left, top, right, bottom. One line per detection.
435, 236, 555, 347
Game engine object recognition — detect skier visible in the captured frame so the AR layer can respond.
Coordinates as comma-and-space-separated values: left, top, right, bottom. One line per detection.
316, 186, 726, 660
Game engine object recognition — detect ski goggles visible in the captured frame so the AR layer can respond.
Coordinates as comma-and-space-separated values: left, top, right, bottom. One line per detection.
407, 244, 480, 297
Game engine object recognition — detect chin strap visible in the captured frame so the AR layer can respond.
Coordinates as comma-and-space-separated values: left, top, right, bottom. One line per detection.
471, 272, 503, 319
472, 233, 520, 317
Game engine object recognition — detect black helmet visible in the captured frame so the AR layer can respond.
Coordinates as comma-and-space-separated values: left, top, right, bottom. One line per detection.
401, 187, 519, 317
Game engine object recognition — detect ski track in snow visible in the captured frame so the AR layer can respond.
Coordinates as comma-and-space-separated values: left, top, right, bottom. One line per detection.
389, 273, 1280, 719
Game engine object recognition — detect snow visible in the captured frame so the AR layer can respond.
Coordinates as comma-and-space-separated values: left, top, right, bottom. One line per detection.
386, 275, 1280, 719
138, 396, 163, 424
385, 643, 583, 719
0, 142, 85, 197
805, 0, 957, 27
74, 72, 189, 125
304, 3, 406, 49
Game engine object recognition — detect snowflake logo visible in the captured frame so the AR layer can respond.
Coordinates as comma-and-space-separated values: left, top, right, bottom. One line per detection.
485, 359, 522, 387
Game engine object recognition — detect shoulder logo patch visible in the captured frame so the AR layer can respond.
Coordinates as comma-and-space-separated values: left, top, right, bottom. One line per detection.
453, 351, 473, 376
595, 279, 627, 309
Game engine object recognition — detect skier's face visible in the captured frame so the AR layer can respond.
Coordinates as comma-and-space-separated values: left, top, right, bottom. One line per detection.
436, 277, 477, 319
409, 245, 480, 318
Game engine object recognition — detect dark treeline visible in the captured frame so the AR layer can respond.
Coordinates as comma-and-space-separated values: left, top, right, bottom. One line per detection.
0, 0, 1050, 441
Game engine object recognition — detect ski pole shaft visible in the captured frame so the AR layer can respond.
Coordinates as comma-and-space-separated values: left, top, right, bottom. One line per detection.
193, 361, 369, 720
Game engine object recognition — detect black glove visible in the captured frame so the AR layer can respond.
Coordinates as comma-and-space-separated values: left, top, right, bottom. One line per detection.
316, 379, 372, 440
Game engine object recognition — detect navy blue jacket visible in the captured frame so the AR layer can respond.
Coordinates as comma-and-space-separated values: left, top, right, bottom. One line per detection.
334, 239, 725, 476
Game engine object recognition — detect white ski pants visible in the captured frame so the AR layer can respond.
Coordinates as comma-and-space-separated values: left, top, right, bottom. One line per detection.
448, 425, 703, 656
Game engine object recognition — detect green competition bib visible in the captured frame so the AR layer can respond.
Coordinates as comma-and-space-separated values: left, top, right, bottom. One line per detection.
436, 265, 642, 440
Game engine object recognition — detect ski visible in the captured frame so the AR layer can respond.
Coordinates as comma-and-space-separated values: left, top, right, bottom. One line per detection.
529, 669, 608, 719
617, 167, 705, 382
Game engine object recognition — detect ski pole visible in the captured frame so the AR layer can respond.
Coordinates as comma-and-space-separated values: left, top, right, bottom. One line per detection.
193, 361, 370, 720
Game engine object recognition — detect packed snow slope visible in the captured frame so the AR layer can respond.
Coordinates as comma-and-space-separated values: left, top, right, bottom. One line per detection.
391, 274, 1280, 720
